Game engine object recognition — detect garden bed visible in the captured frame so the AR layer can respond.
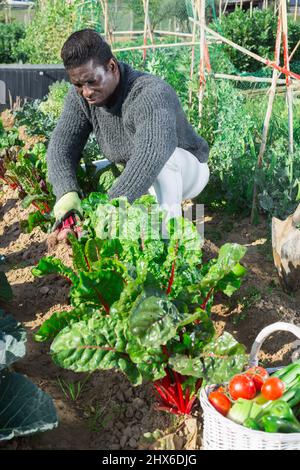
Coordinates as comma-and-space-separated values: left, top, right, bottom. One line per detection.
0, 186, 298, 450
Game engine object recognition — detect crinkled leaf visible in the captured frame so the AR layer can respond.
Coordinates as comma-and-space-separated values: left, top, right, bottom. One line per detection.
169, 332, 247, 385
0, 370, 58, 441
32, 256, 78, 285
70, 261, 126, 311
216, 263, 247, 297
51, 317, 142, 384
68, 233, 90, 272
34, 305, 101, 342
129, 294, 185, 348
21, 194, 48, 209
109, 259, 149, 319
84, 238, 122, 266
197, 243, 247, 291
161, 217, 203, 297
0, 310, 26, 370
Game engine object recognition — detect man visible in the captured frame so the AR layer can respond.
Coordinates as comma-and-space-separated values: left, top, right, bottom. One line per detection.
48, 29, 210, 233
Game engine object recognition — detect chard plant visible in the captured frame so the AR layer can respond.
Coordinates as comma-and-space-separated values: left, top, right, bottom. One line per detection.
32, 194, 248, 415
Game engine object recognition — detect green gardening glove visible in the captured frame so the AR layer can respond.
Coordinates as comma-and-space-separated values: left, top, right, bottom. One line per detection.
53, 191, 83, 229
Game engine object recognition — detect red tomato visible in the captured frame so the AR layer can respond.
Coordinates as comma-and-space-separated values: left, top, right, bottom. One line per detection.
209, 391, 231, 416
229, 374, 257, 400
261, 377, 285, 400
246, 366, 269, 392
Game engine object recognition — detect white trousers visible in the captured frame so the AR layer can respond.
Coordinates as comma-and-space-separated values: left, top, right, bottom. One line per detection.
92, 147, 209, 220
149, 147, 209, 220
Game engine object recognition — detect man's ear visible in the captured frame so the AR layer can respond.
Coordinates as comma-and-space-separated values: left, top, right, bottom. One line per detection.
107, 58, 118, 73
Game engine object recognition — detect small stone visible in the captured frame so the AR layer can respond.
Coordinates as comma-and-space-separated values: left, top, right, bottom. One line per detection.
132, 397, 144, 409
110, 444, 120, 450
120, 435, 128, 448
40, 286, 50, 295
135, 410, 143, 421
125, 408, 134, 419
116, 391, 125, 401
124, 388, 133, 400
128, 438, 137, 448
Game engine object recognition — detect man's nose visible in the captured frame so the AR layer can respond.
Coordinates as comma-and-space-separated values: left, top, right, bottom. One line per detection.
82, 85, 93, 99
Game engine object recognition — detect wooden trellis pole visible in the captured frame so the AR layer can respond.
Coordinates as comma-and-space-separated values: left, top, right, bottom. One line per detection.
294, 0, 298, 22
196, 0, 206, 125
223, 0, 229, 14
99, 0, 109, 41
189, 0, 197, 107
113, 40, 202, 53
281, 0, 294, 156
251, 15, 282, 223
281, 0, 294, 190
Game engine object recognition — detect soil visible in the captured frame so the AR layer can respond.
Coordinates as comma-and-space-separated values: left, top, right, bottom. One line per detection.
0, 187, 299, 450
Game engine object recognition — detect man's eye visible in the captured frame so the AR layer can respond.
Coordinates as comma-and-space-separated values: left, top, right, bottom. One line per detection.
87, 80, 96, 85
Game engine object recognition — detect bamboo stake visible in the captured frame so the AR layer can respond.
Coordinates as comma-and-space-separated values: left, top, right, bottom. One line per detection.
281, 0, 294, 158
219, 0, 222, 20
214, 72, 291, 84
189, 17, 300, 82
250, 1, 253, 17
223, 0, 229, 14
112, 41, 202, 53
112, 30, 145, 35
142, 0, 149, 60
251, 15, 282, 223
240, 0, 243, 9
189, 1, 197, 108
294, 0, 298, 22
104, 0, 109, 41
289, 39, 300, 62
154, 30, 194, 38
196, 0, 206, 125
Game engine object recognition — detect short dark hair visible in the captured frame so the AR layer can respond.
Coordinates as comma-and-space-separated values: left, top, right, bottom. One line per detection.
61, 29, 114, 69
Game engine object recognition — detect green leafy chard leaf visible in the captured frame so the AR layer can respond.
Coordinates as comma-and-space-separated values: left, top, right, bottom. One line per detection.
190, 243, 247, 294
161, 217, 203, 297
169, 332, 247, 385
68, 233, 90, 272
129, 293, 185, 348
70, 260, 126, 311
50, 316, 142, 385
32, 256, 78, 285
34, 305, 102, 342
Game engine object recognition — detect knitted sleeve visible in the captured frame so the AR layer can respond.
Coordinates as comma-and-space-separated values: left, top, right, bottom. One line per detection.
108, 83, 178, 203
46, 86, 92, 201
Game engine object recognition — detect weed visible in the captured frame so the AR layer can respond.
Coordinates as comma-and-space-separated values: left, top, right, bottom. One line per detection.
56, 373, 92, 402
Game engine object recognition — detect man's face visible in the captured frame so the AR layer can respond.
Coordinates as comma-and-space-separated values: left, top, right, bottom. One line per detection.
68, 58, 120, 107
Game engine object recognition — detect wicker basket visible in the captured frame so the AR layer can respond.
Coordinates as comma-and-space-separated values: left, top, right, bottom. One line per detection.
200, 322, 300, 450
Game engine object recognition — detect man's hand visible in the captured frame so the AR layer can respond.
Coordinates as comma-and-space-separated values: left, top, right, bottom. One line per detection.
48, 213, 83, 250
47, 192, 83, 249
54, 191, 83, 226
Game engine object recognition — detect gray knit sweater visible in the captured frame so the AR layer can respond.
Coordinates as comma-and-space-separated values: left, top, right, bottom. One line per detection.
47, 61, 209, 203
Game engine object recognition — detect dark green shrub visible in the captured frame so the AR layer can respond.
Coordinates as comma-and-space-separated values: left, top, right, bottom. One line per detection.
0, 21, 26, 63
212, 8, 300, 73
